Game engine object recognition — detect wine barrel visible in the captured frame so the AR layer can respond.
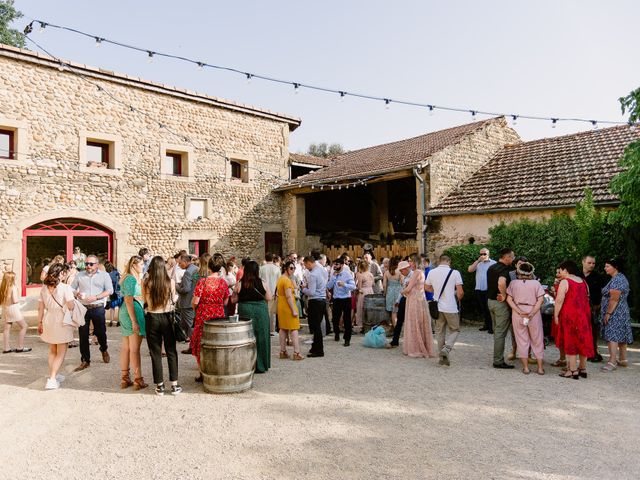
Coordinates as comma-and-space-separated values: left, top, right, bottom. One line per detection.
200, 318, 257, 394
362, 294, 389, 334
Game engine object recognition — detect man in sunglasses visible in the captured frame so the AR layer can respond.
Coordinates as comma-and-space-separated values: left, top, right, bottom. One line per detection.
71, 254, 113, 371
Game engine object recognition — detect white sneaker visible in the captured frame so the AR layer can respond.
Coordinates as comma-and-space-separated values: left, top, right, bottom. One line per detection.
45, 378, 60, 390
56, 374, 65, 383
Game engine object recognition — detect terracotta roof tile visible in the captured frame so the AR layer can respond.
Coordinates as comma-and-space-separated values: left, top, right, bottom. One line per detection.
430, 125, 639, 215
277, 118, 501, 189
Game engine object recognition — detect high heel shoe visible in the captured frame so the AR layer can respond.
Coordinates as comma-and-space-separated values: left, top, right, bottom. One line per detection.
133, 377, 148, 390
579, 369, 587, 379
120, 370, 133, 389
559, 369, 579, 380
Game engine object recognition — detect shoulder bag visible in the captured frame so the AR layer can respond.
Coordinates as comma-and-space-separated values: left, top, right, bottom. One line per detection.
428, 269, 454, 320
169, 296, 188, 343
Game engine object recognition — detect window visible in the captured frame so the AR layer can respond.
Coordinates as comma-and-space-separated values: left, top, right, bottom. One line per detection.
79, 131, 121, 171
188, 240, 209, 256
160, 144, 193, 179
231, 161, 242, 180
227, 155, 251, 184
86, 141, 109, 166
0, 129, 15, 159
187, 198, 208, 220
164, 152, 183, 176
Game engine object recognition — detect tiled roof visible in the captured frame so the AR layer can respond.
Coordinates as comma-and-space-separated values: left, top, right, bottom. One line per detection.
430, 124, 640, 215
289, 153, 332, 167
0, 43, 301, 129
276, 118, 502, 189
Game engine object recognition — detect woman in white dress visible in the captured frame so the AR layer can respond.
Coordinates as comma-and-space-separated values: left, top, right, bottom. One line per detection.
38, 263, 76, 390
1, 271, 31, 353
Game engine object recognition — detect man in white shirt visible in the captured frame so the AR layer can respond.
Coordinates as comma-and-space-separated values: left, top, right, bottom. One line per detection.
468, 248, 496, 333
425, 254, 464, 366
259, 253, 281, 335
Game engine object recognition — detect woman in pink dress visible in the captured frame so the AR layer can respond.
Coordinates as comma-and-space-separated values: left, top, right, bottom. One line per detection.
355, 260, 374, 328
401, 259, 436, 358
506, 262, 545, 375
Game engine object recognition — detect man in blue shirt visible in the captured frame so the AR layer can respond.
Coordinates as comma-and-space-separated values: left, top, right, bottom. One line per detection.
301, 256, 327, 357
326, 258, 357, 346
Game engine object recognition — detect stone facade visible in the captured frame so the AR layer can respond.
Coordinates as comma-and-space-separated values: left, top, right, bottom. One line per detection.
0, 45, 299, 300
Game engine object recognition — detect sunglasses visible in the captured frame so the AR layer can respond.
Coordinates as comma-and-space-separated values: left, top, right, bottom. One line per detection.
85, 262, 97, 266
287, 266, 295, 270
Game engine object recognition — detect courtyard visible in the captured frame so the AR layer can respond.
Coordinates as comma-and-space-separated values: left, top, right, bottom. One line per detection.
0, 324, 638, 480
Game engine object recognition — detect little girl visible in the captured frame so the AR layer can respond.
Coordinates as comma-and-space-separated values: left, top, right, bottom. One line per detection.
1, 271, 31, 353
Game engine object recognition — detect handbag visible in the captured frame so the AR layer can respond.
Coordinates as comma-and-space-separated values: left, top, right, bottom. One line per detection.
170, 297, 188, 343
428, 269, 454, 320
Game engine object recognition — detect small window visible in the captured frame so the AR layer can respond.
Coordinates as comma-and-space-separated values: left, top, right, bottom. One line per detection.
231, 161, 242, 180
164, 152, 183, 176
229, 159, 249, 183
188, 199, 207, 220
86, 141, 110, 167
0, 129, 15, 160
188, 240, 209, 256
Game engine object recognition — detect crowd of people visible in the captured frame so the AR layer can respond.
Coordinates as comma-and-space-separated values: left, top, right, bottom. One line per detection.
0, 243, 634, 393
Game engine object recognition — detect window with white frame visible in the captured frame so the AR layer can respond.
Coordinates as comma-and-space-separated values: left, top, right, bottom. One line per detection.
160, 144, 193, 179
186, 198, 208, 220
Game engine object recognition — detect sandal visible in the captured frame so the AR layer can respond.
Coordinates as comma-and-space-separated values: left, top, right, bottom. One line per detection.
279, 351, 290, 360
195, 373, 203, 383
133, 377, 148, 390
551, 359, 567, 367
600, 361, 617, 372
2, 349, 13, 354
617, 360, 628, 368
559, 369, 579, 380
292, 352, 304, 361
522, 368, 530, 375
120, 370, 133, 389
14, 347, 32, 353
579, 368, 588, 379
537, 369, 545, 376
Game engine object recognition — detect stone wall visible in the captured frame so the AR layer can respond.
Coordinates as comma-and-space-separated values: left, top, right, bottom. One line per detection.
0, 46, 298, 296
428, 208, 572, 257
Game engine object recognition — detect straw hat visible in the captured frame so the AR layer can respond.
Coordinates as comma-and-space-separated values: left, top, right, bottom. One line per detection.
398, 260, 410, 270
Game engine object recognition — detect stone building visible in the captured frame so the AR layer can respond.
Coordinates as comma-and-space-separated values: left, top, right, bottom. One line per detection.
276, 117, 520, 259
0, 44, 300, 298
429, 124, 640, 253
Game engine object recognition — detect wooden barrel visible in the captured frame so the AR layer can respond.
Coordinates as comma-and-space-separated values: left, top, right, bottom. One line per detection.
200, 318, 257, 394
362, 294, 389, 333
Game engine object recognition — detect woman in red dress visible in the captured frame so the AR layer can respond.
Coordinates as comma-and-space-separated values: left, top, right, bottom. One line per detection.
191, 258, 229, 382
554, 260, 594, 379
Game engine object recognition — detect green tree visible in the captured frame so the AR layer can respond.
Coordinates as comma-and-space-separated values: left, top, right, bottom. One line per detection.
0, 0, 25, 48
610, 87, 640, 227
307, 142, 344, 158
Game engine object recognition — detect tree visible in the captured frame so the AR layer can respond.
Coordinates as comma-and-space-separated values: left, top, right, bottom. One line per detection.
307, 142, 344, 158
0, 0, 25, 48
610, 87, 640, 227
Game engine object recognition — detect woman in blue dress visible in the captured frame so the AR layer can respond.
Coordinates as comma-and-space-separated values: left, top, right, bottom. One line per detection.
600, 258, 633, 372
383, 256, 403, 326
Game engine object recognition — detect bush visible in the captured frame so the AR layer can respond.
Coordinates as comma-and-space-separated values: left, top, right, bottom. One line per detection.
442, 244, 485, 318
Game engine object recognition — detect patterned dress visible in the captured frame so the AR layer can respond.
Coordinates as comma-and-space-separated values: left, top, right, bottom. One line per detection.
190, 276, 229, 365
601, 273, 633, 344
555, 278, 594, 357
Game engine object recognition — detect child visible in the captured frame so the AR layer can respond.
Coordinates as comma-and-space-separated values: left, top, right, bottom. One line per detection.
1, 271, 31, 353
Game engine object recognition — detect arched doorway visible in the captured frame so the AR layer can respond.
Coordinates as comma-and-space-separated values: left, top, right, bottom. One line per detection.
22, 218, 113, 295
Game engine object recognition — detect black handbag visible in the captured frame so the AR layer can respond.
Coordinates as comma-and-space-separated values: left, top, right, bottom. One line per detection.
428, 269, 454, 320
170, 299, 188, 343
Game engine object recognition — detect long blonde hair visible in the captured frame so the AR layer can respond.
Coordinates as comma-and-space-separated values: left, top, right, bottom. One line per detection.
120, 255, 143, 286
0, 271, 16, 306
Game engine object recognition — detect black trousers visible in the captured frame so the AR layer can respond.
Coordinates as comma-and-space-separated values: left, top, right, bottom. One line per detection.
332, 297, 352, 342
390, 297, 407, 346
475, 290, 492, 330
146, 312, 179, 384
79, 306, 108, 363
589, 306, 602, 359
307, 299, 326, 355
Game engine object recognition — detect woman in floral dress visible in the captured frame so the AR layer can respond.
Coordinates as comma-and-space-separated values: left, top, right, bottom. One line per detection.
600, 258, 633, 372
191, 258, 229, 382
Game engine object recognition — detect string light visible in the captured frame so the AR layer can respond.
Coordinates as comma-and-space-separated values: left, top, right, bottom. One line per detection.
197, 62, 204, 70
38, 21, 47, 33
339, 91, 346, 102
21, 18, 629, 128
147, 51, 154, 63
293, 83, 300, 94
591, 120, 598, 130
471, 110, 477, 121
384, 99, 391, 110
551, 118, 558, 129
95, 37, 103, 47
511, 115, 518, 126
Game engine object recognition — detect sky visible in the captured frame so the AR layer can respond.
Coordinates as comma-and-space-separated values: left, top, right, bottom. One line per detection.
10, 0, 640, 153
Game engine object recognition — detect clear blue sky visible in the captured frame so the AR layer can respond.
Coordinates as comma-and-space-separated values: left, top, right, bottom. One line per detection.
12, 0, 640, 152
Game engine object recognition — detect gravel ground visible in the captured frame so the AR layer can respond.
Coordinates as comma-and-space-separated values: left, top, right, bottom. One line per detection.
0, 323, 638, 480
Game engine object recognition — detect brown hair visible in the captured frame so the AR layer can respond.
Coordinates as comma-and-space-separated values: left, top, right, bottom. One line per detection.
44, 263, 66, 287
357, 260, 369, 273
120, 255, 143, 286
0, 271, 16, 306
143, 256, 171, 311
198, 253, 212, 278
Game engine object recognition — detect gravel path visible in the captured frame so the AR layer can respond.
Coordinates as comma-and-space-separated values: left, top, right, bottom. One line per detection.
0, 324, 638, 479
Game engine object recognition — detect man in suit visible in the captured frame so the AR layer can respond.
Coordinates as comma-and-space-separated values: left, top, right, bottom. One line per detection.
176, 254, 198, 354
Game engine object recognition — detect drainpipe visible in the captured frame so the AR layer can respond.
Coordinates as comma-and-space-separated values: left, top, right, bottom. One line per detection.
413, 165, 428, 255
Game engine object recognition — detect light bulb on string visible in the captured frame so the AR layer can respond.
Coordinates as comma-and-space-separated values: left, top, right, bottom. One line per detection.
39, 22, 47, 33
246, 73, 253, 84
57, 62, 65, 72
470, 110, 477, 121
511, 115, 518, 126
197, 62, 204, 71
147, 51, 154, 63
95, 37, 103, 48
551, 118, 558, 129
384, 99, 391, 110
293, 83, 300, 95
591, 120, 598, 130
339, 91, 346, 103
428, 105, 435, 117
